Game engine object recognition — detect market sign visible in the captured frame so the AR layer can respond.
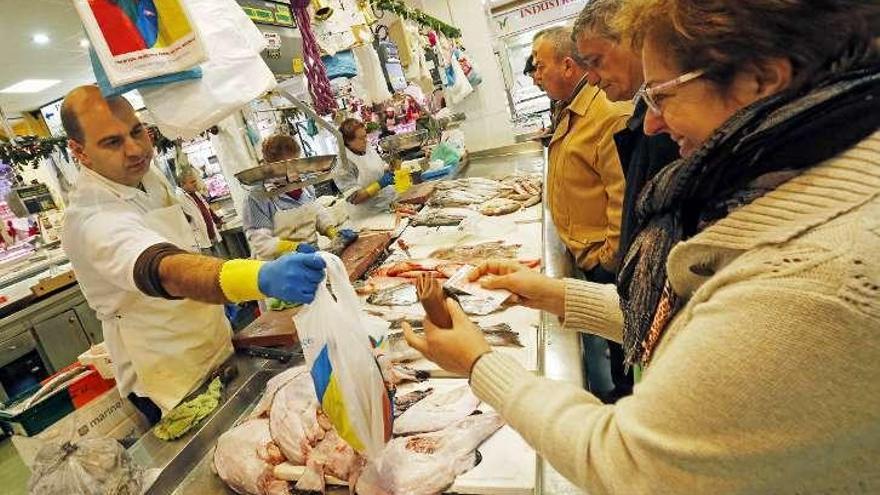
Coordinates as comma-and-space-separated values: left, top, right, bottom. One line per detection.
239, 1, 295, 27
492, 0, 587, 38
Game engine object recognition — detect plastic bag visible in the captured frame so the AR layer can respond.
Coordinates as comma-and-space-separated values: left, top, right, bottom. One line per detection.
27, 432, 143, 495
444, 54, 473, 105
72, 0, 207, 88
89, 47, 202, 98
456, 48, 482, 88
293, 252, 392, 459
140, 0, 275, 139
321, 50, 359, 80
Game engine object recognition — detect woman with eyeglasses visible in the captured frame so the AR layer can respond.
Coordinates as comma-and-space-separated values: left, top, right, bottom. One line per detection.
402, 1, 880, 493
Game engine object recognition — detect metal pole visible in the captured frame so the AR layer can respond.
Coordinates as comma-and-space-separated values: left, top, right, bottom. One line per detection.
0, 103, 17, 142
275, 79, 351, 173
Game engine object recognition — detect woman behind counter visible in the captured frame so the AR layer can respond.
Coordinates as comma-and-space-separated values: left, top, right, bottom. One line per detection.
334, 118, 397, 208
404, 0, 880, 493
242, 134, 345, 260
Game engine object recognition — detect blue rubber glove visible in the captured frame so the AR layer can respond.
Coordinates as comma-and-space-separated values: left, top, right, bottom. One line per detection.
295, 243, 317, 254
257, 253, 326, 304
378, 171, 395, 188
339, 229, 359, 243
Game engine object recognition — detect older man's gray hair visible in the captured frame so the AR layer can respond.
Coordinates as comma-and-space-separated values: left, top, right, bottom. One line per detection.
533, 26, 584, 66
571, 0, 622, 42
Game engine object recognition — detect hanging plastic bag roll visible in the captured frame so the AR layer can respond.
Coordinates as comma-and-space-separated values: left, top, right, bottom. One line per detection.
139, 0, 276, 139
72, 0, 207, 87
293, 253, 392, 459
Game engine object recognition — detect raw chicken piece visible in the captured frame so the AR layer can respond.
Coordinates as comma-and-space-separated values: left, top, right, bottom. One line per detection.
393, 385, 481, 435
356, 412, 505, 495
269, 374, 325, 465
249, 367, 307, 420
213, 419, 290, 495
269, 374, 364, 490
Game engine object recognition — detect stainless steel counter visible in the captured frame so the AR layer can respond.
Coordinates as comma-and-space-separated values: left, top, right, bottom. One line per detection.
130, 354, 293, 495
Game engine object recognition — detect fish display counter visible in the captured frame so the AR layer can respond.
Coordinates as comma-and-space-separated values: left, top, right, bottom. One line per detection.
133, 142, 582, 495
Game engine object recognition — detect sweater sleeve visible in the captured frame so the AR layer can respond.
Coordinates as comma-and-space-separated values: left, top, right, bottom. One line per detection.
562, 278, 624, 343
470, 279, 879, 495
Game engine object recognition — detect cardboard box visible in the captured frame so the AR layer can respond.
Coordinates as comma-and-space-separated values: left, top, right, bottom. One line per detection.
12, 387, 150, 468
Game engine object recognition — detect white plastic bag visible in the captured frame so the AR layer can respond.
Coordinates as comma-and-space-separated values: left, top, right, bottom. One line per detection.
445, 55, 473, 105
140, 0, 276, 139
293, 253, 392, 459
72, 0, 207, 87
27, 421, 143, 495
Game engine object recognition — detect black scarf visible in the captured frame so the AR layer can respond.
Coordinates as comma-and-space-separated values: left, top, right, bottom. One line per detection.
617, 59, 880, 366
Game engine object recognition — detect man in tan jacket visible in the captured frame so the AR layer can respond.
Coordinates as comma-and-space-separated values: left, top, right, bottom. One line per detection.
533, 27, 631, 277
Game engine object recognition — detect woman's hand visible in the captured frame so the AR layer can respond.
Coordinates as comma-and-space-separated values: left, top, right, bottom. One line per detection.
469, 260, 566, 316
403, 298, 492, 376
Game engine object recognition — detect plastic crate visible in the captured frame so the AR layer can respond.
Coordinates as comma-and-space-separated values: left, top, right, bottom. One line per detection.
0, 388, 75, 437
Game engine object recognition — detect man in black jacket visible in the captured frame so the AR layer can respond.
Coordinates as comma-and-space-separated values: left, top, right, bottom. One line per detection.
572, 0, 680, 403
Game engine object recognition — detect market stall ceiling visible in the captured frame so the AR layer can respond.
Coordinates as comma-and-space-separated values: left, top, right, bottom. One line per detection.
0, 0, 95, 118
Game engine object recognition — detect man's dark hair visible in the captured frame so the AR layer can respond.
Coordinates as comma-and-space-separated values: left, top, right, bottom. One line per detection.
60, 99, 84, 143
523, 55, 536, 76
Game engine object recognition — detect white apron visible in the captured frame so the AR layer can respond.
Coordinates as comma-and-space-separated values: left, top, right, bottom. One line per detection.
348, 149, 396, 216
272, 203, 321, 246
110, 202, 233, 413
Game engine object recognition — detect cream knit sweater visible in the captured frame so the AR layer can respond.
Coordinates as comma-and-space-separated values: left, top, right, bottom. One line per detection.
471, 130, 880, 494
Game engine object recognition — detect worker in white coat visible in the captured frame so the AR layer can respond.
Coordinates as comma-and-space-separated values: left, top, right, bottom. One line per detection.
60, 87, 327, 424
334, 118, 397, 210
243, 134, 355, 261
176, 168, 226, 257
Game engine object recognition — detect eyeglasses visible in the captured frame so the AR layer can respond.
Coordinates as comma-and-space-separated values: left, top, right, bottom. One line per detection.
638, 69, 705, 115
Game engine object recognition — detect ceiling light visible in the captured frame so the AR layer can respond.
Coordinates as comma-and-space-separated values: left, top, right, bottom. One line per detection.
0, 79, 62, 94
79, 38, 90, 48
32, 33, 50, 44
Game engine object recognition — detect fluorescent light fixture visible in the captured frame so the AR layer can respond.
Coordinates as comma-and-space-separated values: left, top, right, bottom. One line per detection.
0, 79, 62, 94
32, 33, 50, 44
79, 38, 90, 48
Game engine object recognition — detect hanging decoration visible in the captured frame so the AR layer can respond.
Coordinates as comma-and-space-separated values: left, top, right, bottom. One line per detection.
0, 126, 177, 172
0, 136, 68, 170
369, 0, 462, 39
291, 0, 340, 115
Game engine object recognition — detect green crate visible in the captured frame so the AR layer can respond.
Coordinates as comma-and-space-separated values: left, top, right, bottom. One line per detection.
0, 388, 75, 437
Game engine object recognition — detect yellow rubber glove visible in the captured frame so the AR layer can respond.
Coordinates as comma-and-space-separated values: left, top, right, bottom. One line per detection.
364, 181, 381, 196
219, 259, 265, 303
275, 239, 299, 257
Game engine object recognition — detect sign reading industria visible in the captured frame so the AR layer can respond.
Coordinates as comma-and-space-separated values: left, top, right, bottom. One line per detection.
493, 0, 587, 38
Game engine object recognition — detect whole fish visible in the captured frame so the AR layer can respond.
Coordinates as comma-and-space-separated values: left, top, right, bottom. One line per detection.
394, 388, 434, 418
410, 211, 466, 227
478, 197, 522, 216
367, 282, 419, 306
429, 241, 521, 262
393, 385, 481, 435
